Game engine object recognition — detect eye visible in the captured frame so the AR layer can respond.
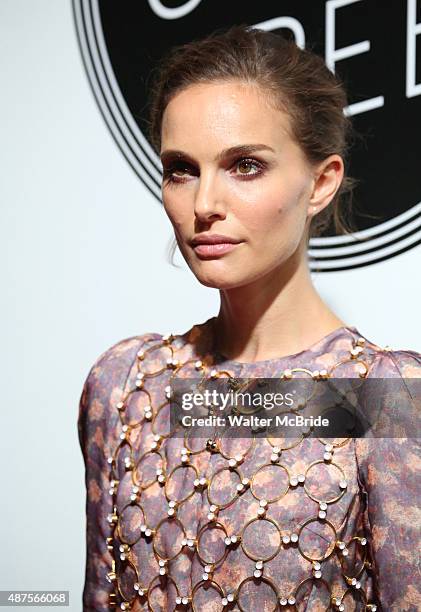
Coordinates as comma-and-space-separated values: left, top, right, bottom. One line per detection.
233, 157, 264, 178
163, 161, 195, 184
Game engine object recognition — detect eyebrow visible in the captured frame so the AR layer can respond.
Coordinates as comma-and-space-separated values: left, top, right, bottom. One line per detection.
160, 144, 275, 165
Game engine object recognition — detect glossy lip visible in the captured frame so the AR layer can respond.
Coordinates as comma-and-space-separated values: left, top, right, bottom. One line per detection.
190, 233, 244, 259
192, 242, 242, 258
190, 233, 243, 246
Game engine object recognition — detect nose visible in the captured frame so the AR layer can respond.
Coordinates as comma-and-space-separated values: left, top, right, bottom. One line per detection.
193, 171, 227, 223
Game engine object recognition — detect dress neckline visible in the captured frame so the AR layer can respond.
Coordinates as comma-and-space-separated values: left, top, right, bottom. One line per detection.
205, 317, 359, 367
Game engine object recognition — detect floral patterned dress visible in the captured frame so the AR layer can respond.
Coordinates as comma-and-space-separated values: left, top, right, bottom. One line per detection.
78, 317, 421, 611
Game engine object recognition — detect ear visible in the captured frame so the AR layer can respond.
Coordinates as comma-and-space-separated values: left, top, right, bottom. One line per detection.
307, 155, 344, 218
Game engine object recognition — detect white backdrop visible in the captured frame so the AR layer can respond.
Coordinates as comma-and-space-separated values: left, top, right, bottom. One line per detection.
1, 0, 420, 609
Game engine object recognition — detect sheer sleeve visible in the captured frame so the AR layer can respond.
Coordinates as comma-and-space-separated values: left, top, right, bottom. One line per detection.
355, 348, 421, 611
77, 336, 144, 610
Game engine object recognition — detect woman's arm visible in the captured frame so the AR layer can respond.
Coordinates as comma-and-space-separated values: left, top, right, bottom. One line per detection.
355, 349, 421, 611
77, 336, 144, 611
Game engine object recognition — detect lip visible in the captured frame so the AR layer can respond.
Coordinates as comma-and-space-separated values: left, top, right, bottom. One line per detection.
192, 242, 241, 258
190, 233, 242, 246
190, 233, 243, 259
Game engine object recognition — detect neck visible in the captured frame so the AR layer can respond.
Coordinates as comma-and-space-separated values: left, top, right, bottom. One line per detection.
212, 250, 346, 363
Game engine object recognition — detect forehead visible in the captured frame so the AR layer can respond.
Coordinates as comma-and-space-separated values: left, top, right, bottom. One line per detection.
160, 81, 293, 153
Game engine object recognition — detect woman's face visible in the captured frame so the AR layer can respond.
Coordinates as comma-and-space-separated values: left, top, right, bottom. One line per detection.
160, 81, 341, 289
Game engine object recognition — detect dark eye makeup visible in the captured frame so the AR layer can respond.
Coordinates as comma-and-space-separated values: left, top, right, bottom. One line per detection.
162, 156, 267, 185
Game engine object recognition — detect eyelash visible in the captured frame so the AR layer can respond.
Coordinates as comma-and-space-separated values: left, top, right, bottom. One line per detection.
163, 157, 266, 185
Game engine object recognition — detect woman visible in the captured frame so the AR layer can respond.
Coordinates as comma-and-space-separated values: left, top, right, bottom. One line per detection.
78, 25, 421, 611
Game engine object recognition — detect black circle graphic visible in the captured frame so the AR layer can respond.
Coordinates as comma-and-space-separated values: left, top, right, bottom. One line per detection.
72, 0, 421, 271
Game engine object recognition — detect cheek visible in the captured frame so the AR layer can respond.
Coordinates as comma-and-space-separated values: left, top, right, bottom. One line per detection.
236, 179, 308, 237
236, 193, 295, 235
163, 192, 190, 228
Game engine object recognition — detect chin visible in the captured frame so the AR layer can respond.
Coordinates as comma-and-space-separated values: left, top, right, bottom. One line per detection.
198, 277, 244, 289
190, 263, 251, 289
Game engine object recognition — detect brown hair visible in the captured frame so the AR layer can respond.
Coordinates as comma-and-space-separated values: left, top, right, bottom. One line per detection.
147, 24, 361, 264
